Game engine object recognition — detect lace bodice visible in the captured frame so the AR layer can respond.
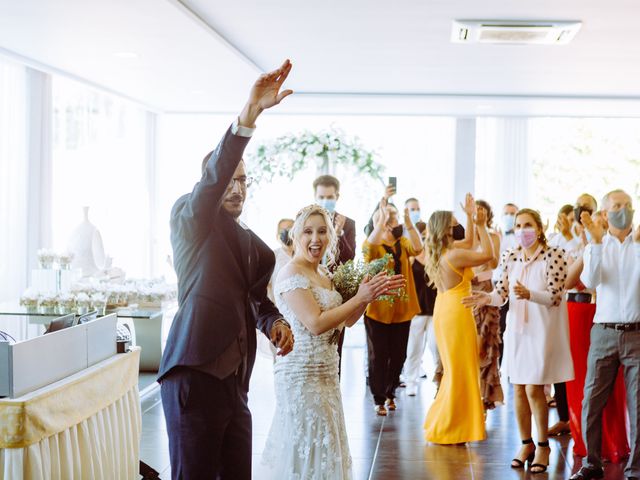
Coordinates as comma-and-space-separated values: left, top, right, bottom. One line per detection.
273, 273, 343, 366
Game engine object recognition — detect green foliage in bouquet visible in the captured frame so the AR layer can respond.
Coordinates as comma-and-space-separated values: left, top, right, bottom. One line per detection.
332, 254, 408, 305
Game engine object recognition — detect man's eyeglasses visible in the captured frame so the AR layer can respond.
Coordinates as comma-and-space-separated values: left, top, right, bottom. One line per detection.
230, 176, 254, 189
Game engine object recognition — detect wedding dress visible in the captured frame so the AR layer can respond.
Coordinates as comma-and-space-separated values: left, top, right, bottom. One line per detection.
262, 273, 352, 480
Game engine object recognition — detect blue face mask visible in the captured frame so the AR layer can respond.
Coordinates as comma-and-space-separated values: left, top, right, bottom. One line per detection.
317, 198, 337, 213
409, 210, 421, 225
584, 230, 593, 243
607, 206, 634, 230
503, 214, 515, 232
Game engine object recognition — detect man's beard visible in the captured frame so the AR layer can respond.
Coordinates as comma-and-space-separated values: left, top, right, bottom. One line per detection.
223, 194, 244, 218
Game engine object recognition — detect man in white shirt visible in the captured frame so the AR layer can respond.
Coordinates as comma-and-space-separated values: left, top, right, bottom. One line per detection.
570, 189, 640, 480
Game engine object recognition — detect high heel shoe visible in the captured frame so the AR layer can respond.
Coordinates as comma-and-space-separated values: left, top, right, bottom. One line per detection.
530, 441, 550, 474
511, 438, 535, 469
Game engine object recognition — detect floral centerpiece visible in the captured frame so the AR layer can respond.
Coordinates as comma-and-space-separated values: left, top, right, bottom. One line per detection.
331, 254, 407, 304
247, 127, 385, 185
38, 294, 58, 314
58, 251, 74, 270
37, 248, 56, 269
58, 293, 76, 312
75, 292, 92, 313
20, 289, 39, 311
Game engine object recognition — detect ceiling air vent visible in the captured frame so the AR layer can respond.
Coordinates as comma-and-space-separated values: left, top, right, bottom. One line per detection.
451, 20, 582, 45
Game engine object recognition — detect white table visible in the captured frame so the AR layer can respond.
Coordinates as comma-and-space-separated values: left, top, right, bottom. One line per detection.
0, 349, 141, 479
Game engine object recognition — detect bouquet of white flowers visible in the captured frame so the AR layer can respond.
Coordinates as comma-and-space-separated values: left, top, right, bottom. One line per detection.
331, 254, 407, 304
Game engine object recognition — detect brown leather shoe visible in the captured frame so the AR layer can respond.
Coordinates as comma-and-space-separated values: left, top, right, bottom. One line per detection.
385, 398, 397, 411
374, 404, 387, 416
548, 420, 571, 436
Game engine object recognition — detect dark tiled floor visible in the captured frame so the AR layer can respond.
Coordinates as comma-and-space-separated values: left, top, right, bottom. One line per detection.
139, 342, 630, 479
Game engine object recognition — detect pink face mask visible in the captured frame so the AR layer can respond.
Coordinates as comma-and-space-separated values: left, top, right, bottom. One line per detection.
515, 227, 538, 248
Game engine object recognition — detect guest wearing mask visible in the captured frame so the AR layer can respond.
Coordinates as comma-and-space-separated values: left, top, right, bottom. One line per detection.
463, 208, 574, 474
405, 197, 422, 233
498, 203, 519, 254
363, 196, 422, 416
402, 220, 439, 397
562, 205, 629, 461
570, 189, 640, 480
423, 194, 492, 445
313, 175, 356, 266
313, 175, 356, 375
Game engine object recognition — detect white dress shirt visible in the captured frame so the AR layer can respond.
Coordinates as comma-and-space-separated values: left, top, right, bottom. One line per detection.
580, 233, 640, 324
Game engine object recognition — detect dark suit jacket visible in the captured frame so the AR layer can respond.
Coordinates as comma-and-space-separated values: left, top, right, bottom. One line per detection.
158, 126, 282, 386
336, 214, 356, 266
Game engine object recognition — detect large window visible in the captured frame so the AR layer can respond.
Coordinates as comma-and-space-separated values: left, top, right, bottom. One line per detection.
0, 57, 28, 302
529, 118, 640, 224
52, 77, 151, 277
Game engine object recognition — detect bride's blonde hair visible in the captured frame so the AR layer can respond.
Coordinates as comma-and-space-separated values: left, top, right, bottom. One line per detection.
290, 204, 338, 268
424, 210, 453, 288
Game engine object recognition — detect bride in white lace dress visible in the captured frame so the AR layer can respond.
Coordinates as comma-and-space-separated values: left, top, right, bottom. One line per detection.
262, 205, 404, 480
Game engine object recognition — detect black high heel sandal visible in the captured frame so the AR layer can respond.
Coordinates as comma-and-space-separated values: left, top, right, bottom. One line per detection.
530, 441, 550, 474
511, 438, 535, 469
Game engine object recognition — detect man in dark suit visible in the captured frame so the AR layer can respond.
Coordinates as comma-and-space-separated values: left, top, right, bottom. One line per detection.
158, 60, 295, 480
313, 174, 356, 374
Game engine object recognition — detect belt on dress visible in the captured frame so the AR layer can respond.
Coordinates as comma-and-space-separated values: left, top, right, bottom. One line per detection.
599, 322, 640, 332
567, 292, 594, 304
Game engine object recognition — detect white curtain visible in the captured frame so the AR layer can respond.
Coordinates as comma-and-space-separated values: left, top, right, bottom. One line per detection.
475, 117, 530, 212
0, 57, 28, 303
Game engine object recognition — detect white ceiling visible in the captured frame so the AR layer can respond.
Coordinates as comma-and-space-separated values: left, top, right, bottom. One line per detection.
1, 0, 640, 116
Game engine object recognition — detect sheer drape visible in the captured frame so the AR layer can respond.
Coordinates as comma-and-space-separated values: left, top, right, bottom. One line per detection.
475, 118, 530, 209
0, 58, 28, 303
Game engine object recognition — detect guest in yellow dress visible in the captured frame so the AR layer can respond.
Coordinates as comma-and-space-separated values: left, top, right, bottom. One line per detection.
423, 194, 494, 444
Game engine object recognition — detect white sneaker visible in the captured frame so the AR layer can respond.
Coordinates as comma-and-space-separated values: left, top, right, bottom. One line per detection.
406, 383, 418, 396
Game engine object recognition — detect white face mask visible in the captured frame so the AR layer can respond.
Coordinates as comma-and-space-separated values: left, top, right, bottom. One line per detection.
503, 214, 515, 232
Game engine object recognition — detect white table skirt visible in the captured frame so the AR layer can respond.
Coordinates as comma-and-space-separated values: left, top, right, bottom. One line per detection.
0, 387, 140, 480
0, 350, 141, 480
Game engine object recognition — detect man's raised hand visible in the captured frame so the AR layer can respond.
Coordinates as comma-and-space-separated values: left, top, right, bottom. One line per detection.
239, 59, 294, 128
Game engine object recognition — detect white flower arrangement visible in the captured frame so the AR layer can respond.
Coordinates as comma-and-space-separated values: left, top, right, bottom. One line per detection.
58, 251, 74, 269
58, 293, 76, 311
38, 294, 58, 313
37, 248, 57, 269
20, 289, 39, 309
247, 127, 385, 185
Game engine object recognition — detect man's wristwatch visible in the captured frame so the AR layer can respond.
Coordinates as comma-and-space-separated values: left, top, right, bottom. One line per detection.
273, 318, 291, 330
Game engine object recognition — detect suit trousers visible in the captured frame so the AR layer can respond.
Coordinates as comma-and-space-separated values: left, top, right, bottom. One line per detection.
582, 324, 640, 478
365, 316, 412, 405
161, 367, 252, 480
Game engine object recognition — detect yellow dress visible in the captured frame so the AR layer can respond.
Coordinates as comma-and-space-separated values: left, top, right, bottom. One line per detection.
424, 260, 486, 444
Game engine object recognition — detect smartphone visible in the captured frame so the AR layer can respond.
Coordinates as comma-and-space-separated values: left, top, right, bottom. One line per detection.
388, 176, 397, 194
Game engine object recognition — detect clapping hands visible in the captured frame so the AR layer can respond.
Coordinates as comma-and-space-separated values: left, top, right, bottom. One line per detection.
580, 211, 605, 244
